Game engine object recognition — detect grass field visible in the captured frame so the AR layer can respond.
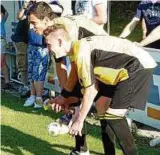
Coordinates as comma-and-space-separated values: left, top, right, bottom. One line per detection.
1, 92, 160, 155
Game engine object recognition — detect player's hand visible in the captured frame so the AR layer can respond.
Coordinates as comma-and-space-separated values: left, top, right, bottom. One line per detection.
68, 118, 84, 136
50, 96, 68, 112
68, 107, 83, 136
51, 103, 63, 112
50, 95, 67, 105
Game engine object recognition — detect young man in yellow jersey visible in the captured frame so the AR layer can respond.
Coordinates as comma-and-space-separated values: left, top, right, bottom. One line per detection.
44, 24, 156, 155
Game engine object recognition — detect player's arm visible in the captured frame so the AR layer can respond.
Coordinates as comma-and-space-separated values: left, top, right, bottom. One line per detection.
119, 17, 140, 38
64, 61, 78, 92
73, 43, 98, 120
56, 59, 79, 98
55, 59, 68, 88
92, 3, 107, 25
78, 83, 98, 121
140, 25, 160, 46
69, 44, 98, 135
50, 59, 79, 110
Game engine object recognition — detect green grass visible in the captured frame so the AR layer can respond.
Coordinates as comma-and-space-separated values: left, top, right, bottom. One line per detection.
1, 92, 160, 155
1, 92, 107, 155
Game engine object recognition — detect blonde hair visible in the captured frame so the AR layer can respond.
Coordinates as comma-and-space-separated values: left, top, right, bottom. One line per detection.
43, 24, 71, 41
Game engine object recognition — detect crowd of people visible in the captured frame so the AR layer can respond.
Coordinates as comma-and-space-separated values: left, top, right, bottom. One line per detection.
1, 0, 159, 155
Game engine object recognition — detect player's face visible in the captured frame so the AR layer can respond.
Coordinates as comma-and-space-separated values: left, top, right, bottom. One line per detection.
29, 14, 48, 35
45, 32, 67, 59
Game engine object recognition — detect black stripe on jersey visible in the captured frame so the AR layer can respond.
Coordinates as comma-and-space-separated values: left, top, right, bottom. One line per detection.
91, 49, 144, 74
78, 27, 95, 39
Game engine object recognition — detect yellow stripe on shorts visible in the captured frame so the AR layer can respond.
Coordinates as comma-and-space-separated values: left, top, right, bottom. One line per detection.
97, 113, 123, 120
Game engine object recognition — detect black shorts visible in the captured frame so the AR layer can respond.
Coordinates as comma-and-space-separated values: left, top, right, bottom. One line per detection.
96, 69, 153, 110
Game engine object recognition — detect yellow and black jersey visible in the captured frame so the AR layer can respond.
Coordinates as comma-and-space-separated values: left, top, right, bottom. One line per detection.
71, 36, 157, 88
53, 15, 107, 40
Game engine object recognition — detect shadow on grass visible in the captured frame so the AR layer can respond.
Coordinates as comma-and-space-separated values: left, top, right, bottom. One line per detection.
1, 125, 104, 155
2, 92, 102, 137
1, 92, 62, 120
52, 144, 103, 155
0, 92, 132, 153
1, 92, 110, 154
2, 92, 159, 155
1, 125, 68, 155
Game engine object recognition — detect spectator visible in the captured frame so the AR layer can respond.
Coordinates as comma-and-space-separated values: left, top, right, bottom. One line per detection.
16, 0, 49, 108
24, 29, 49, 108
23, 0, 63, 108
74, 0, 107, 26
11, 1, 30, 97
1, 5, 10, 89
120, 0, 160, 49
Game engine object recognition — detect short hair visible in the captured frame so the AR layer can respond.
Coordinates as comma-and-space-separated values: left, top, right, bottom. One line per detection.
28, 2, 62, 20
44, 24, 71, 41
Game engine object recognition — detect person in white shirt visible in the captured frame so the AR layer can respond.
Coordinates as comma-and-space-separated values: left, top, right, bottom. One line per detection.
75, 0, 107, 26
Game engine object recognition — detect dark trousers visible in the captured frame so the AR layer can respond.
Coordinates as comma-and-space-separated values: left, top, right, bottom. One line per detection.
100, 118, 138, 155
75, 121, 88, 152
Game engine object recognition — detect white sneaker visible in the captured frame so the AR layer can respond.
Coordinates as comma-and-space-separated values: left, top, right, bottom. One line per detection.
34, 103, 43, 108
80, 150, 90, 155
69, 149, 90, 155
47, 122, 69, 136
24, 96, 35, 107
34, 99, 43, 108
